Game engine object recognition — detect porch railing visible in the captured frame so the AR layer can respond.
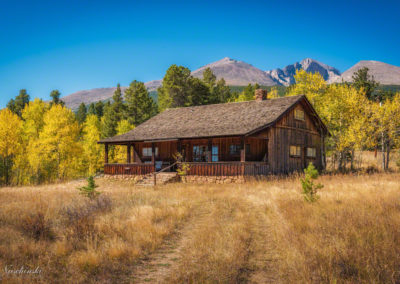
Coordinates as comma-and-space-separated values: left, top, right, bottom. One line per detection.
104, 163, 154, 175
186, 162, 269, 176
104, 162, 269, 176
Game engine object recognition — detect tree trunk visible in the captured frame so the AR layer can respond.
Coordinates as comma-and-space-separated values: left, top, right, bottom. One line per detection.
350, 149, 355, 171
386, 141, 390, 170
381, 133, 386, 171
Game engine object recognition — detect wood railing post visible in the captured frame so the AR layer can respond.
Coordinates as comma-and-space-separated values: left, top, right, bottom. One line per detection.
105, 143, 109, 164
127, 143, 131, 163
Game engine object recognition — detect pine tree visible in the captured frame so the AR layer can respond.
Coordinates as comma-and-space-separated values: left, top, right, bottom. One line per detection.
87, 103, 96, 116
158, 65, 192, 111
112, 83, 125, 121
78, 176, 100, 199
76, 103, 87, 124
95, 101, 104, 117
50, 90, 64, 106
235, 84, 260, 102
124, 80, 157, 126
7, 89, 30, 117
352, 67, 379, 101
101, 102, 117, 138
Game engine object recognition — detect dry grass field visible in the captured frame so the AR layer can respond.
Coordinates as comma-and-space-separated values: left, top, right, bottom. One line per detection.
0, 154, 399, 283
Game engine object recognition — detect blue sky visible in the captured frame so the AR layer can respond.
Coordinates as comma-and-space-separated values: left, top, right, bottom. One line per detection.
0, 0, 399, 107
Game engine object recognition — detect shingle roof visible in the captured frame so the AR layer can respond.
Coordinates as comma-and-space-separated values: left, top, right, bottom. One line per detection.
99, 95, 310, 143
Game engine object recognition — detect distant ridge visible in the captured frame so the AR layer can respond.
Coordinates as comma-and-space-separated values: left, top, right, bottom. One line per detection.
191, 57, 277, 86
266, 58, 341, 86
61, 57, 400, 110
333, 60, 400, 85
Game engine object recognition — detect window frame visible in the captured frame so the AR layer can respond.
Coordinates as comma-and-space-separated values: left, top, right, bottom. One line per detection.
142, 147, 159, 157
294, 109, 305, 121
306, 147, 316, 158
193, 145, 208, 162
211, 145, 219, 162
289, 145, 301, 157
229, 144, 241, 155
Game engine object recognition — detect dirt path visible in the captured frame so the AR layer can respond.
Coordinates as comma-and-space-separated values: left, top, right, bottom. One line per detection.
131, 204, 210, 283
245, 194, 281, 283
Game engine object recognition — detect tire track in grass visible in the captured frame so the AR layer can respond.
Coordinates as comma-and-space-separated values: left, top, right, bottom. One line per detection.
131, 202, 211, 284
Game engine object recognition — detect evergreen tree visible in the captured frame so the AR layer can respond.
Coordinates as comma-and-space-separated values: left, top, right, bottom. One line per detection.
94, 101, 104, 117
7, 89, 30, 117
111, 83, 125, 121
201, 68, 231, 103
50, 90, 64, 106
188, 77, 210, 106
124, 80, 157, 126
158, 65, 192, 111
101, 102, 117, 138
235, 83, 260, 102
87, 103, 96, 116
352, 67, 379, 101
76, 103, 87, 124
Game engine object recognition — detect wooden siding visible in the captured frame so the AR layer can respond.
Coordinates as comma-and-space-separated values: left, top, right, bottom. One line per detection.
252, 101, 323, 174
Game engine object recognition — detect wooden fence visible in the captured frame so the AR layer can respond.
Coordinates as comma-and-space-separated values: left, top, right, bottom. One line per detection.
104, 164, 154, 175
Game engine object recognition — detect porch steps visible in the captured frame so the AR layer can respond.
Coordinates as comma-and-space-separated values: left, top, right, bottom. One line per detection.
136, 172, 179, 186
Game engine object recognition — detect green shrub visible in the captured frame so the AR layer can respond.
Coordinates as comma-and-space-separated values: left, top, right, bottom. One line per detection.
301, 163, 323, 202
78, 176, 100, 199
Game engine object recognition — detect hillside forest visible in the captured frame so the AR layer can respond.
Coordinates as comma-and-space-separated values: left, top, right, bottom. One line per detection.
1, 65, 400, 185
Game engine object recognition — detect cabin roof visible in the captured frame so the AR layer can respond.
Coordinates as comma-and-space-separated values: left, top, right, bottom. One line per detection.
99, 95, 327, 143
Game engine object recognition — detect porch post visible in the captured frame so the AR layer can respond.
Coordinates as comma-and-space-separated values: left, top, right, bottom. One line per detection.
105, 143, 109, 164
207, 138, 212, 162
127, 143, 131, 163
151, 143, 156, 166
241, 136, 246, 162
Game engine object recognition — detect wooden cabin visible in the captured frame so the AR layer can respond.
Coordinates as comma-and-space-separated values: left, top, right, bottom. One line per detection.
98, 90, 328, 177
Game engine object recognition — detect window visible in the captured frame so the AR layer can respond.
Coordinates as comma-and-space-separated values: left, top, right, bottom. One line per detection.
290, 145, 301, 157
212, 146, 219, 162
229, 144, 241, 155
307, 147, 316, 158
142, 147, 158, 157
193, 145, 207, 162
294, 109, 305, 121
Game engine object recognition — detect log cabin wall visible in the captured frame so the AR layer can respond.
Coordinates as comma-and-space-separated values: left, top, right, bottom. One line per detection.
131, 137, 268, 164
133, 141, 178, 163
252, 102, 323, 174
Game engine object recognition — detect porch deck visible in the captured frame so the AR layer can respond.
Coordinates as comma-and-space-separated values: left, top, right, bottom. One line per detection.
104, 162, 269, 176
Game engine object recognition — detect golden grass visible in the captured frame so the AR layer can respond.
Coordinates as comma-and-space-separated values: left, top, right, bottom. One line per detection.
0, 172, 399, 283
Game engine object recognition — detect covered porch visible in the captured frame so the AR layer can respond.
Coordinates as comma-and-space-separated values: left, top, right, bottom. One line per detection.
102, 136, 270, 176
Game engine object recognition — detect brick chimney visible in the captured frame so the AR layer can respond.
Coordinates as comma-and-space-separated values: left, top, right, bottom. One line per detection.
254, 89, 268, 101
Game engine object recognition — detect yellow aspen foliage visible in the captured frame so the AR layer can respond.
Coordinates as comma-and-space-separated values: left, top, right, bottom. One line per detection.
112, 120, 135, 163
13, 99, 50, 184
31, 104, 83, 181
268, 87, 279, 99
0, 109, 23, 184
286, 69, 327, 107
82, 114, 103, 176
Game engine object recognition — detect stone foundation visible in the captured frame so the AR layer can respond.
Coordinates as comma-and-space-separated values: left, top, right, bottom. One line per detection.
181, 175, 245, 184
103, 174, 145, 182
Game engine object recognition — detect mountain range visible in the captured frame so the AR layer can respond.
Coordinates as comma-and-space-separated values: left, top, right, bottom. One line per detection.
62, 57, 400, 110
